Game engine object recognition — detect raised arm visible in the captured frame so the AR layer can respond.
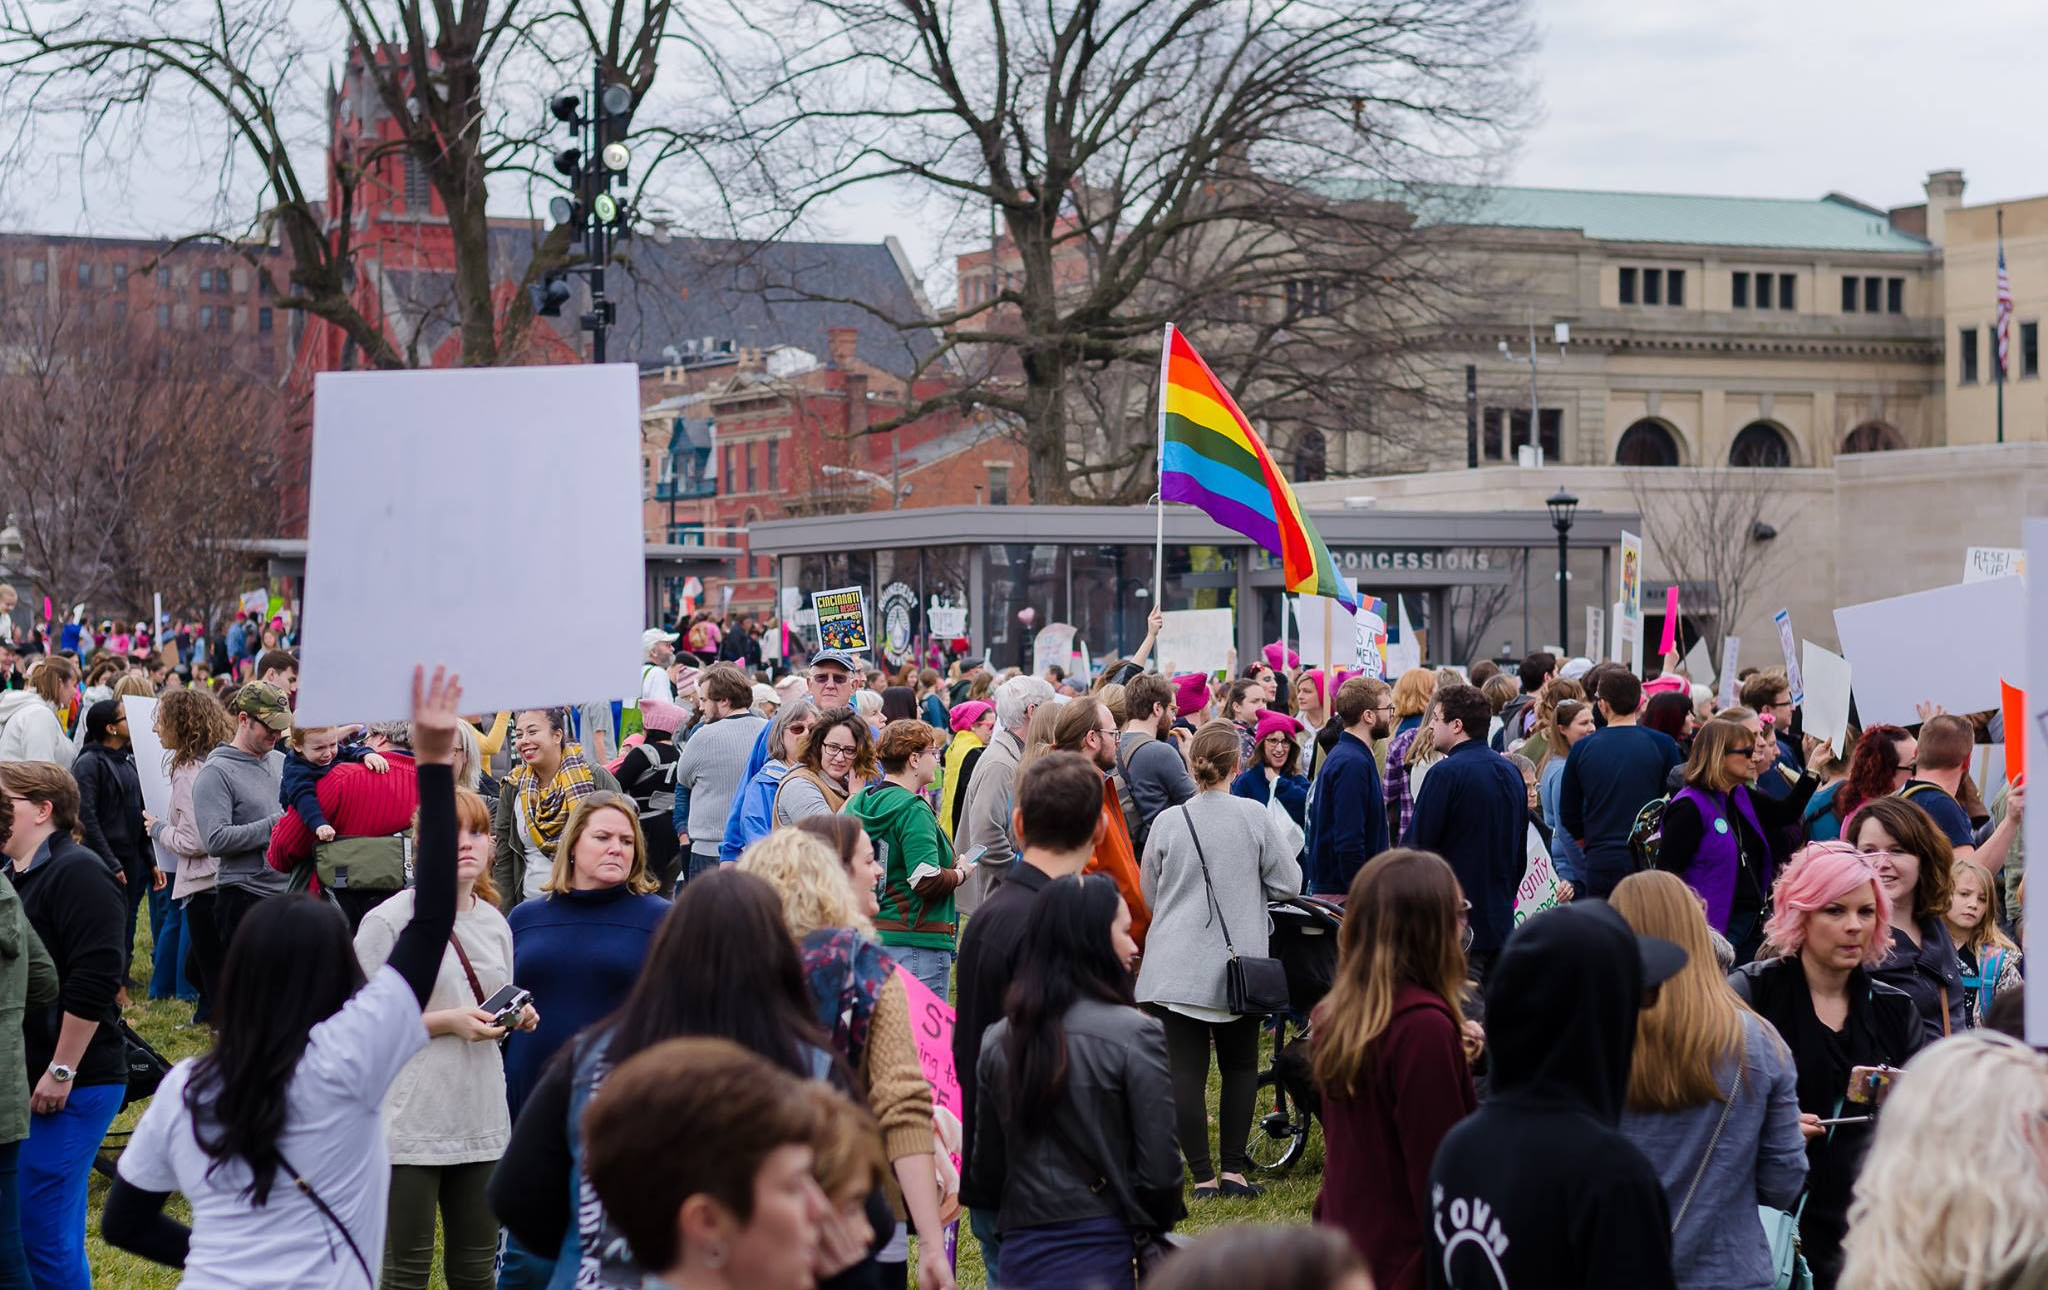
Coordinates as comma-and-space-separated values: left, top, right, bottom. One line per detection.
382, 667, 462, 1005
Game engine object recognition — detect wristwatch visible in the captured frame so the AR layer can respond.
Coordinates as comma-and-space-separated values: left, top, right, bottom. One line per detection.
48, 1064, 74, 1084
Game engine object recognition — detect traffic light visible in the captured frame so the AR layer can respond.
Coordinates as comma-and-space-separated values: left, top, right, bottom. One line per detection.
543, 78, 634, 359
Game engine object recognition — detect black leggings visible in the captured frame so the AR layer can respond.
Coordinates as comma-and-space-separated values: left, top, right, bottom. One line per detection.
181, 891, 221, 1011
1154, 1009, 1261, 1182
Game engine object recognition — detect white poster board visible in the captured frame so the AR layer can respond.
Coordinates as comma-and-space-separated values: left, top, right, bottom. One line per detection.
1156, 609, 1235, 675
1585, 606, 1605, 663
296, 365, 644, 724
1832, 576, 2027, 730
1800, 640, 1853, 757
1717, 636, 1742, 710
1965, 546, 2027, 583
2023, 519, 2048, 1045
1682, 635, 1716, 687
1773, 609, 1805, 706
1291, 596, 1362, 670
1032, 623, 1078, 677
1386, 596, 1423, 676
123, 696, 173, 821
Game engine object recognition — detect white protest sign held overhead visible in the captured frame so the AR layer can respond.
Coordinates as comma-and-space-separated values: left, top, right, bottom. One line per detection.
1357, 610, 1387, 680
1774, 609, 1805, 706
1965, 547, 2027, 583
1585, 606, 1605, 664
1032, 623, 1078, 677
1682, 635, 1716, 687
1833, 575, 2026, 730
297, 365, 644, 725
1800, 641, 1853, 758
1717, 637, 1742, 710
1156, 609, 1235, 675
1290, 596, 1362, 670
2023, 519, 2048, 1045
123, 696, 172, 822
1385, 596, 1422, 676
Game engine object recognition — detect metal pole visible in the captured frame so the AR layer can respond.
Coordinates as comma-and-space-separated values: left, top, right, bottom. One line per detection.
1997, 209, 2007, 445
1464, 364, 1478, 468
1154, 323, 1172, 606
588, 63, 608, 364
1556, 524, 1570, 657
1526, 315, 1539, 462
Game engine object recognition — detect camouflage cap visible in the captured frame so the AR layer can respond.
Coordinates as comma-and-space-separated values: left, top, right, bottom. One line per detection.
227, 680, 294, 731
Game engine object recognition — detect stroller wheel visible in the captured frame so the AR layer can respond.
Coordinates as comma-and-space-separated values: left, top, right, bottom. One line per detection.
1246, 1067, 1310, 1174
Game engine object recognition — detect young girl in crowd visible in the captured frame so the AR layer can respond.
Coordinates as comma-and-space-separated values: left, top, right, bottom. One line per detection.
1944, 859, 2023, 1027
1613, 871, 1805, 1290
1311, 849, 1476, 1290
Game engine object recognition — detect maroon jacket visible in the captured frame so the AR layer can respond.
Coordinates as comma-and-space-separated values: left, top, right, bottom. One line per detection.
1313, 983, 1476, 1290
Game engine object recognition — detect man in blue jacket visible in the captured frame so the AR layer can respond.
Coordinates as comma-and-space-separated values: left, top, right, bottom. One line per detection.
1405, 681, 1527, 979
1304, 677, 1391, 895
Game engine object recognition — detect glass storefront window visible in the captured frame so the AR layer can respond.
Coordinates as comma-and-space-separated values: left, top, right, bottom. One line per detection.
1068, 545, 1155, 664
985, 544, 1066, 672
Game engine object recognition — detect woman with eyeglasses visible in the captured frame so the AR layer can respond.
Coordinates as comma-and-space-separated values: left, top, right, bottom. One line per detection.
775, 709, 877, 826
1658, 717, 1818, 962
723, 699, 816, 861
1729, 842, 1922, 1290
1311, 849, 1477, 1290
1846, 796, 1966, 1041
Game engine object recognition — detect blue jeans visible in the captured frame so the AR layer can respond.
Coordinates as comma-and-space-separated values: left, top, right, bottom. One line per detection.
147, 885, 196, 1001
882, 944, 953, 1000
21, 1082, 123, 1290
0, 1138, 30, 1290
970, 1208, 1003, 1287
683, 849, 722, 885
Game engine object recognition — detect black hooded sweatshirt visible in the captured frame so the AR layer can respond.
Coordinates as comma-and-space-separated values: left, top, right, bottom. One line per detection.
1427, 902, 1677, 1290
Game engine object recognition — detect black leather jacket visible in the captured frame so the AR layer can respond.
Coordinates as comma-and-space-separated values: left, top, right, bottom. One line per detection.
970, 998, 1185, 1235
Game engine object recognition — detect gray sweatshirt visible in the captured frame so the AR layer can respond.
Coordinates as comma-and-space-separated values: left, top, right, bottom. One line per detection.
672, 713, 767, 848
191, 743, 288, 895
1618, 1011, 1808, 1290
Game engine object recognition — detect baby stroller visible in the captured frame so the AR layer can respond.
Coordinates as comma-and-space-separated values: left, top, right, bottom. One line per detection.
1247, 893, 1343, 1174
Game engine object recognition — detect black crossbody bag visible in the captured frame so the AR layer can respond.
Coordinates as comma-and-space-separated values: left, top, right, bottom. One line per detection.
1182, 804, 1290, 1015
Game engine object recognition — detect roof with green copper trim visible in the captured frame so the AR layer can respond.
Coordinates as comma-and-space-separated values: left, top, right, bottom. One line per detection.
1319, 181, 1931, 253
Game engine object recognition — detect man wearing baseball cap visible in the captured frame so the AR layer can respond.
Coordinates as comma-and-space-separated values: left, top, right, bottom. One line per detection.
718, 648, 865, 857
1427, 900, 1686, 1290
640, 628, 680, 704
190, 682, 292, 949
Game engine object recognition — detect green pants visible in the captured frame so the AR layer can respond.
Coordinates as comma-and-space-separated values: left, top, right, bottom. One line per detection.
383, 1160, 498, 1290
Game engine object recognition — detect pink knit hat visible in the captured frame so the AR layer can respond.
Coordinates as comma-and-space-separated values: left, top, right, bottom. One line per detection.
673, 667, 701, 701
1173, 672, 1211, 718
638, 698, 687, 734
949, 699, 994, 733
1262, 640, 1299, 670
1254, 710, 1303, 744
1643, 672, 1690, 697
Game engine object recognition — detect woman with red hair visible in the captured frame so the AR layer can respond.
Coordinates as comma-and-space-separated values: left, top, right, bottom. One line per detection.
1729, 842, 1923, 1290
1808, 725, 1914, 843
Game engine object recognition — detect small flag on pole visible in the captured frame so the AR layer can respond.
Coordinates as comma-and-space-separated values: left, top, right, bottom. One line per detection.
1996, 237, 2013, 378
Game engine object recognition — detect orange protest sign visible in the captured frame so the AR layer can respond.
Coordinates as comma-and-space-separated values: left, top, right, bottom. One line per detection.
2002, 680, 2026, 783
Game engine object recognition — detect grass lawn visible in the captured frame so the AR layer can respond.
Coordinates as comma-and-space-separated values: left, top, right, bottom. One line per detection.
87, 906, 1319, 1289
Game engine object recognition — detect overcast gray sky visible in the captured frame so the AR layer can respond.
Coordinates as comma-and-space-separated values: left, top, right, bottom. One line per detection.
14, 0, 2046, 282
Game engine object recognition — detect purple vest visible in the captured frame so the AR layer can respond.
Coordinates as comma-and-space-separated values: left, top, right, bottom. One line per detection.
1672, 785, 1766, 933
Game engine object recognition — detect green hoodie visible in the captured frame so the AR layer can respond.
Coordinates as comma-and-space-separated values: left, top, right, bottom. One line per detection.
0, 876, 58, 1145
845, 782, 958, 950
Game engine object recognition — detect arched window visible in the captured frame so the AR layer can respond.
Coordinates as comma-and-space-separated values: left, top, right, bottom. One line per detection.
1841, 421, 1903, 454
1616, 419, 1681, 467
1729, 421, 1792, 468
1294, 428, 1328, 482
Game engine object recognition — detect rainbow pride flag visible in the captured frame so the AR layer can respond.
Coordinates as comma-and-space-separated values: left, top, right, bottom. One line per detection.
1157, 324, 1357, 610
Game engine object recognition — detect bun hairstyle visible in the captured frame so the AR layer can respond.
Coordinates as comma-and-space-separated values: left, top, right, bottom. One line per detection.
1188, 720, 1243, 789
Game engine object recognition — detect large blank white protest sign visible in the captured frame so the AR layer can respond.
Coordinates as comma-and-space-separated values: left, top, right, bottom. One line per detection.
1156, 609, 1234, 675
123, 696, 172, 821
1799, 641, 1852, 757
2024, 519, 2047, 1044
1832, 576, 2025, 730
1290, 597, 1361, 670
297, 365, 643, 725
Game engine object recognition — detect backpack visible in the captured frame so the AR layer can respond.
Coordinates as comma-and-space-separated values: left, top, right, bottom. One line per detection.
1628, 796, 1671, 872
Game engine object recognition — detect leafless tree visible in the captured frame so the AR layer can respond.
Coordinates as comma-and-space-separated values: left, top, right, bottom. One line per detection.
1628, 469, 1791, 659
0, 307, 290, 625
0, 0, 732, 370
1443, 549, 1525, 666
720, 0, 1531, 502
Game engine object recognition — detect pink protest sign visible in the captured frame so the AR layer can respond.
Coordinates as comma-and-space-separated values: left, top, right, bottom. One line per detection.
896, 968, 964, 1232
1658, 585, 1681, 656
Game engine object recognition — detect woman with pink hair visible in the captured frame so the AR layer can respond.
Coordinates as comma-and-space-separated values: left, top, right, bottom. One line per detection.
1728, 841, 1923, 1290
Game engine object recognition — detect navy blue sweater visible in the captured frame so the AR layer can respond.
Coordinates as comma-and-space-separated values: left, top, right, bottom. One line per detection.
1304, 731, 1390, 897
1403, 738, 1527, 954
1558, 724, 1683, 888
502, 884, 669, 1117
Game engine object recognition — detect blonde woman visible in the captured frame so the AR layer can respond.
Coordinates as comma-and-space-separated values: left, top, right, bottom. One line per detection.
738, 828, 955, 1290
1839, 1032, 2048, 1290
1944, 860, 2023, 1027
1311, 850, 1475, 1290
1612, 871, 1807, 1290
501, 791, 667, 1116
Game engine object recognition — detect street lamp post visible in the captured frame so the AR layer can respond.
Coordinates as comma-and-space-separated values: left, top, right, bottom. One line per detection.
1547, 488, 1578, 656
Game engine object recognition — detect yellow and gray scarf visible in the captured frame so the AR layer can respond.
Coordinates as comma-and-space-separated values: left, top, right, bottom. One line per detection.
507, 743, 599, 856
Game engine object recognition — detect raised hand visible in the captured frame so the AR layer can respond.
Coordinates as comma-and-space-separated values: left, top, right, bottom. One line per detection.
410, 665, 464, 766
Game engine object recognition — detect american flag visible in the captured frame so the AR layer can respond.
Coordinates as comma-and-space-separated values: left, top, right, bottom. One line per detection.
1995, 238, 2013, 378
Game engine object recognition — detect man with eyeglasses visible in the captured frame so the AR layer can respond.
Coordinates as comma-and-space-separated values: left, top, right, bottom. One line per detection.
1739, 668, 1803, 801
1043, 696, 1149, 944
721, 647, 864, 836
